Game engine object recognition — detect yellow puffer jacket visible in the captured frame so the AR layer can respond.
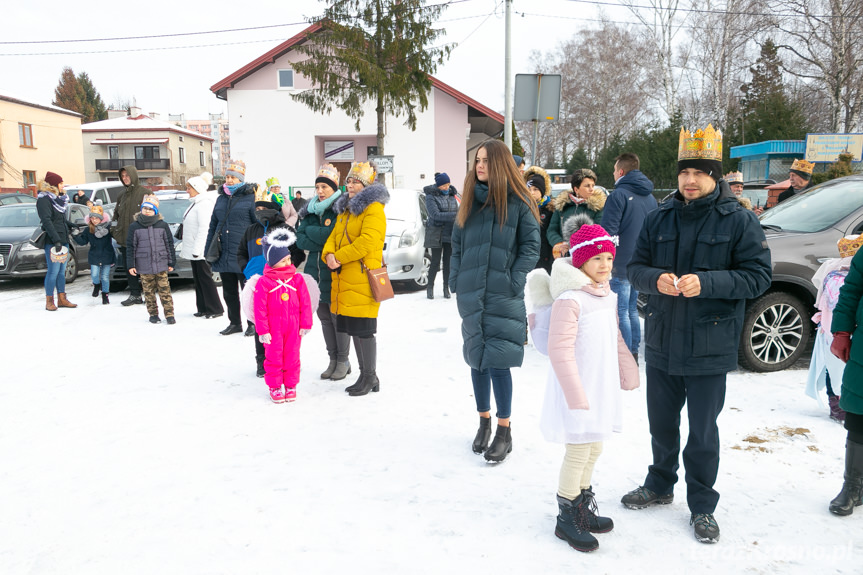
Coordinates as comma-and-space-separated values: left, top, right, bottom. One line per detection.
322, 182, 390, 318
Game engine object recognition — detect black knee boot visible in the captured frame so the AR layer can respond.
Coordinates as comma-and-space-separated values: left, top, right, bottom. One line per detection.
348, 336, 379, 396
555, 494, 599, 552
830, 439, 863, 515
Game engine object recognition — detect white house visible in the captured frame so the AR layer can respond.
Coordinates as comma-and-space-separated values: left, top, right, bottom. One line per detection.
209, 22, 504, 192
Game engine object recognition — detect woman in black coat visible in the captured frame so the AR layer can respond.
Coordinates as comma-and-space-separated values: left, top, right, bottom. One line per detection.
423, 172, 459, 299
36, 171, 76, 311
204, 159, 258, 336
450, 139, 541, 462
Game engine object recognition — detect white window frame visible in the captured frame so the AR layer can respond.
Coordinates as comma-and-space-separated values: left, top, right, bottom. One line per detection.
199, 151, 205, 167
179, 147, 185, 164
277, 69, 294, 89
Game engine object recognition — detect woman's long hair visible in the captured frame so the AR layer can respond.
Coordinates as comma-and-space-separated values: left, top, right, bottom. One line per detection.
456, 139, 540, 228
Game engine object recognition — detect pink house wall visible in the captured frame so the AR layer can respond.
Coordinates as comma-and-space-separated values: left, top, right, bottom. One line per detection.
433, 87, 469, 190
232, 52, 314, 91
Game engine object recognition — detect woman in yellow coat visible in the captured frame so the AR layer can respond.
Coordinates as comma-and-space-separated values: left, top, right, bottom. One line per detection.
323, 162, 389, 396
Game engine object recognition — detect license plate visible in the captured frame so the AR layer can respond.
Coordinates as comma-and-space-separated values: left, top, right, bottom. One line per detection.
0, 254, 4, 267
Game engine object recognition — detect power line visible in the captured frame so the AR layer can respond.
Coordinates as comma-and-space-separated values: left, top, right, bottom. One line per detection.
565, 0, 848, 19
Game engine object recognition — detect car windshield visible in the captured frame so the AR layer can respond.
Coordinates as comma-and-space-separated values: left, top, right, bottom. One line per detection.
385, 191, 417, 222
760, 178, 863, 232
0, 206, 39, 227
155, 199, 190, 224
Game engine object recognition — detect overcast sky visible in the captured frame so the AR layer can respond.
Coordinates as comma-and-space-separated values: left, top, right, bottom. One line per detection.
3, 0, 633, 120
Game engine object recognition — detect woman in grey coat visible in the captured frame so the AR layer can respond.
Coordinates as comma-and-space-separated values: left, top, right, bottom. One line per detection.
450, 139, 541, 463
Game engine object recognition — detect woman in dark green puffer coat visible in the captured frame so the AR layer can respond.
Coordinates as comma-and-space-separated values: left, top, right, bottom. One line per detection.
450, 139, 541, 463
296, 164, 351, 381
829, 244, 863, 515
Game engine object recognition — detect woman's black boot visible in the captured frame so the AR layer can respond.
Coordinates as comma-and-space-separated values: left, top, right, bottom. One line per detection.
349, 336, 379, 396
830, 439, 863, 515
472, 416, 492, 454
484, 424, 512, 462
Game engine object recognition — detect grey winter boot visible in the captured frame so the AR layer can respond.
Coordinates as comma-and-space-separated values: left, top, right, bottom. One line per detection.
555, 494, 599, 552
329, 360, 352, 381
348, 336, 379, 396
345, 335, 366, 394
320, 359, 338, 379
830, 439, 863, 516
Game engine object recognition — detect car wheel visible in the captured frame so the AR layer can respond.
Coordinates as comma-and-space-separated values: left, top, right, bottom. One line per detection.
64, 253, 78, 283
738, 291, 812, 372
411, 251, 432, 289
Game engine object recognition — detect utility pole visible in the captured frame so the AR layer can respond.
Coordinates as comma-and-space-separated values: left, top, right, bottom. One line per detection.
504, 0, 512, 150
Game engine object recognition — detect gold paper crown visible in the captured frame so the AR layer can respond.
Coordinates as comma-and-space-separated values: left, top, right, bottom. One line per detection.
254, 185, 284, 207
225, 159, 246, 177
346, 162, 376, 186
791, 159, 815, 175
316, 163, 341, 187
724, 171, 743, 184
266, 177, 280, 189
838, 235, 863, 258
678, 124, 723, 162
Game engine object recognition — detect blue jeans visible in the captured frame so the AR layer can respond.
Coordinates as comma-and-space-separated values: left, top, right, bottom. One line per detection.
90, 264, 111, 292
471, 367, 513, 419
610, 276, 640, 354
44, 245, 67, 296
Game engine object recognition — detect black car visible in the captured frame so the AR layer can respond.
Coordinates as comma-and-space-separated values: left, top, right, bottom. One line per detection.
0, 202, 99, 283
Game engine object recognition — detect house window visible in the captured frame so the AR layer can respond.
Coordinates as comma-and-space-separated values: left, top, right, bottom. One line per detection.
108, 146, 119, 159
18, 123, 33, 147
23, 170, 36, 187
278, 69, 294, 89
179, 147, 186, 164
135, 146, 160, 159
179, 135, 184, 142
200, 151, 205, 166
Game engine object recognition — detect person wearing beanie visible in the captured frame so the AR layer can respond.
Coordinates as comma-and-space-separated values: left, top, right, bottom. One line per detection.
71, 200, 116, 304
777, 158, 815, 204
525, 166, 554, 273
35, 172, 76, 311
621, 124, 771, 545
449, 139, 540, 462
423, 171, 459, 299
237, 185, 306, 377
323, 160, 390, 397
524, 214, 639, 553
112, 165, 150, 306
183, 171, 224, 319
297, 163, 352, 381
127, 194, 177, 324
205, 159, 259, 336
254, 228, 313, 403
601, 152, 657, 362
548, 168, 606, 261
512, 154, 526, 174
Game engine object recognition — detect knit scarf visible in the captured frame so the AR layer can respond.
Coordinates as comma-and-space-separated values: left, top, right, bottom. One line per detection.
38, 191, 69, 213
538, 195, 550, 209
569, 193, 586, 205
307, 190, 342, 215
138, 213, 159, 227
224, 183, 243, 196
94, 221, 111, 238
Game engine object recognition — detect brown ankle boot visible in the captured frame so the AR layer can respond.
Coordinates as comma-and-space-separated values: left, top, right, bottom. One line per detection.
45, 295, 57, 311
57, 293, 77, 308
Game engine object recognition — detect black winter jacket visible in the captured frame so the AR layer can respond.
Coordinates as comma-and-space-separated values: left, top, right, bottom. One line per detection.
628, 181, 772, 375
296, 193, 342, 306
204, 183, 257, 274
423, 184, 459, 248
237, 211, 305, 278
602, 170, 657, 279
36, 195, 68, 246
73, 223, 116, 266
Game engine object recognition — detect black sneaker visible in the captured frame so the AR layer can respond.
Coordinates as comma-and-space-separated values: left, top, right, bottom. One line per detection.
691, 513, 720, 543
244, 323, 256, 337
166, 317, 176, 325
122, 295, 143, 306
220, 324, 243, 336
193, 312, 206, 317
620, 486, 674, 509
149, 315, 161, 324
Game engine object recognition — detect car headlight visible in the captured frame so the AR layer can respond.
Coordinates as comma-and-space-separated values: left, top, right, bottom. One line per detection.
398, 227, 420, 248
20, 242, 41, 252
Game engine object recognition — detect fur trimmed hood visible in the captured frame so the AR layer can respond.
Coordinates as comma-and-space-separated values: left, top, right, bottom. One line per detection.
552, 187, 606, 213
333, 182, 390, 215
524, 165, 552, 196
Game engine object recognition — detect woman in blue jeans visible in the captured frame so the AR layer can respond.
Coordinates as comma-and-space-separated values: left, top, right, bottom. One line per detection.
35, 172, 76, 311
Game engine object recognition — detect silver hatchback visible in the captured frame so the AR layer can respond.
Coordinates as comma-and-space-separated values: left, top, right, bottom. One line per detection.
384, 189, 431, 289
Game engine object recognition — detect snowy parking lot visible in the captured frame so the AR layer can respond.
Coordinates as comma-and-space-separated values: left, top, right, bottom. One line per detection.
1, 276, 859, 574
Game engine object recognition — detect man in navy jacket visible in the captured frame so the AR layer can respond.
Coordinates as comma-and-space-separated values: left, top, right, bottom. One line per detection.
601, 153, 657, 361
621, 127, 771, 545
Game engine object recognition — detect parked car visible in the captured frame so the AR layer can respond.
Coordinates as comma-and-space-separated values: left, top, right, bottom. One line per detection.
384, 189, 431, 290
64, 181, 126, 206
740, 179, 774, 210
0, 193, 37, 206
0, 202, 107, 283
109, 190, 218, 290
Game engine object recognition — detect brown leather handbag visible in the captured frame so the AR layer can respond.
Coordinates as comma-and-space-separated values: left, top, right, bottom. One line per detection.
363, 260, 394, 302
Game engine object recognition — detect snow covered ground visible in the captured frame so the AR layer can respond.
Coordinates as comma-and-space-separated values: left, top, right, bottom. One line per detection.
1, 276, 860, 574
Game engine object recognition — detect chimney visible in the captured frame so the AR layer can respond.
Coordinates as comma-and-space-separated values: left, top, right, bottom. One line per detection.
149, 112, 160, 121
129, 105, 142, 117
107, 108, 127, 119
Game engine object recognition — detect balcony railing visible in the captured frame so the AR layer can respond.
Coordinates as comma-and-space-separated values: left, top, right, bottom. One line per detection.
95, 158, 170, 171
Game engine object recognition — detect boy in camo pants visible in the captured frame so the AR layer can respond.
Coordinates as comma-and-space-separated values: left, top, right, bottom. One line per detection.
127, 195, 177, 324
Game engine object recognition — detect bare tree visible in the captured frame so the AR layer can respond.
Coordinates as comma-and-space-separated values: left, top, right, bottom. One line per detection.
773, 0, 863, 132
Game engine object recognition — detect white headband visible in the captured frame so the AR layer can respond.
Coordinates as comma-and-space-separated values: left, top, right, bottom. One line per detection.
571, 235, 619, 252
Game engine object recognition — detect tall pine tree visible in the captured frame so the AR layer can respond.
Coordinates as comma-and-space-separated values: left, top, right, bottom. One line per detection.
52, 67, 107, 123
291, 1, 453, 154
77, 72, 108, 123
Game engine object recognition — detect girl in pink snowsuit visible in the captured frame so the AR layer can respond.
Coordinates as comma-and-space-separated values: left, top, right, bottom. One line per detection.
255, 228, 313, 403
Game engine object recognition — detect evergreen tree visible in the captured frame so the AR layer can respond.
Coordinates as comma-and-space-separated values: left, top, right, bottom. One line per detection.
740, 40, 809, 143
53, 67, 87, 118
292, 1, 453, 154
77, 72, 108, 123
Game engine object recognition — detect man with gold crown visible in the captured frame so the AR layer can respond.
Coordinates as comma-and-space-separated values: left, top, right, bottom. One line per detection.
777, 158, 815, 204
621, 125, 772, 544
724, 170, 744, 197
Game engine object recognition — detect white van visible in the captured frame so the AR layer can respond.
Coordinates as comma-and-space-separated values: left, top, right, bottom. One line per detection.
65, 181, 126, 205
